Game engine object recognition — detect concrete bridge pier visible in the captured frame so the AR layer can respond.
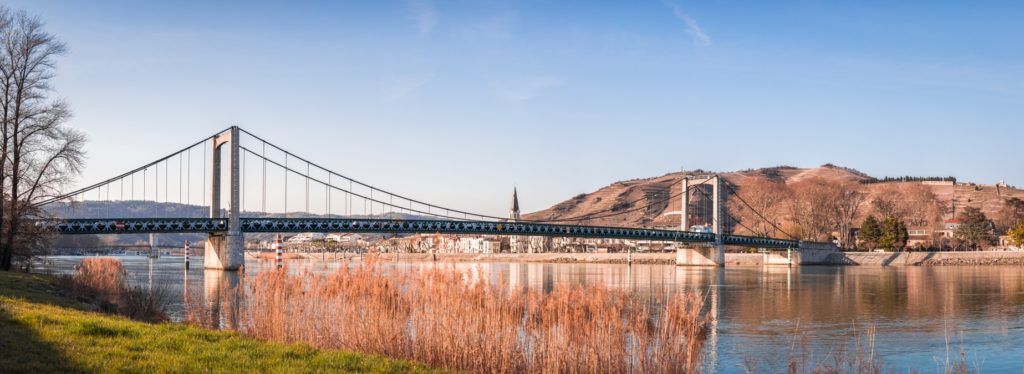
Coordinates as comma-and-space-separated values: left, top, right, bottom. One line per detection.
148, 233, 160, 259
204, 126, 245, 271
676, 245, 725, 266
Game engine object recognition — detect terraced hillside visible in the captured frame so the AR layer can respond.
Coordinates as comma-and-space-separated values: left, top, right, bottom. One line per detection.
523, 165, 1024, 229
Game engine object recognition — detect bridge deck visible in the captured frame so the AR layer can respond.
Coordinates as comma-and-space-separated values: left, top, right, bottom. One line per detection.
38, 218, 798, 249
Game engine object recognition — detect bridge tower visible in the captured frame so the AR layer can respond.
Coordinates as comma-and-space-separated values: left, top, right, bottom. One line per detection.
674, 174, 725, 266
205, 126, 245, 270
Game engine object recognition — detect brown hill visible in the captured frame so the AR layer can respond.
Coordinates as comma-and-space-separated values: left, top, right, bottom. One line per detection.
523, 165, 1024, 232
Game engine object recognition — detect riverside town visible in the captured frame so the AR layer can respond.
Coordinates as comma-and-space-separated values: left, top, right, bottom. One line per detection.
1, 2, 1023, 373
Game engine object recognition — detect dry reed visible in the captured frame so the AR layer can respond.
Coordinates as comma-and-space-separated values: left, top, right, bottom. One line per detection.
189, 257, 709, 373
61, 257, 169, 322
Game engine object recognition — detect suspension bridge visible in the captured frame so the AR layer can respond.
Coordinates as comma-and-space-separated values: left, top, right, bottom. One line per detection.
36, 126, 810, 270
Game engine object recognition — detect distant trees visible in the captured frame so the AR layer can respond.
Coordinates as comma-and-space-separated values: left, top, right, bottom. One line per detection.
831, 181, 866, 248
995, 197, 1024, 233
1009, 222, 1024, 247
868, 184, 943, 228
786, 178, 864, 247
727, 177, 787, 238
858, 216, 881, 250
858, 215, 907, 251
0, 7, 85, 270
786, 178, 836, 242
877, 216, 908, 251
859, 176, 957, 184
954, 207, 994, 250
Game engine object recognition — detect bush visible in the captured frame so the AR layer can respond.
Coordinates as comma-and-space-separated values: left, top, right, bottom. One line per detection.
60, 258, 169, 322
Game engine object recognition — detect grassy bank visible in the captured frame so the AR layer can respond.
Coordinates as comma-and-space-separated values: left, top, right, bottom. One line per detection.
0, 271, 439, 373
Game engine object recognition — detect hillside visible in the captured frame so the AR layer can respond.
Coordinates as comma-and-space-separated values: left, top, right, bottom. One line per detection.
523, 165, 1024, 230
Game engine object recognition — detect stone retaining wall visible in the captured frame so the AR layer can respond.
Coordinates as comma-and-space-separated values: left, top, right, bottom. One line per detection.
830, 250, 1024, 266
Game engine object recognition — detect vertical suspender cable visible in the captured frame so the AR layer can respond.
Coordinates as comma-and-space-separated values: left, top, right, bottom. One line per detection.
242, 151, 246, 213
187, 148, 191, 211
203, 140, 207, 207
179, 153, 182, 205
305, 162, 309, 214
284, 153, 288, 217
262, 142, 266, 214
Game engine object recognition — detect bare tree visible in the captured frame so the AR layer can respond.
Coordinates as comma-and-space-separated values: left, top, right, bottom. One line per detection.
869, 184, 904, 220
830, 181, 866, 248
785, 178, 865, 247
786, 178, 836, 242
869, 183, 943, 228
727, 177, 788, 238
0, 8, 85, 270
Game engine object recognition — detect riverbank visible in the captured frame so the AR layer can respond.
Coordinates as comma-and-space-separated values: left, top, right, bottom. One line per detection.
249, 250, 1024, 266
0, 271, 439, 373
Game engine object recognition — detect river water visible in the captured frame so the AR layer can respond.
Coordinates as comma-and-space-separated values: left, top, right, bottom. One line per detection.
37, 255, 1024, 372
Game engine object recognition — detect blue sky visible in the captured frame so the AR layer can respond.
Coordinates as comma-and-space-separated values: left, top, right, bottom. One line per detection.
8, 1, 1024, 216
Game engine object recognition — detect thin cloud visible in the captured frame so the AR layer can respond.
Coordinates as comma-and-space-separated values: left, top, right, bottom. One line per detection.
380, 73, 435, 101
493, 76, 564, 103
665, 1, 711, 46
406, 0, 439, 35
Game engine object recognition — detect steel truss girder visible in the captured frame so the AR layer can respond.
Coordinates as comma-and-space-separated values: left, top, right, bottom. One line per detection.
38, 218, 799, 248
721, 234, 798, 249
39, 218, 228, 234
240, 218, 714, 242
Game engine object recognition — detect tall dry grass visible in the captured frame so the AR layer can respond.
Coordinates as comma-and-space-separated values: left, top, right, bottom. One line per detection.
190, 257, 709, 373
65, 257, 127, 302
60, 257, 170, 322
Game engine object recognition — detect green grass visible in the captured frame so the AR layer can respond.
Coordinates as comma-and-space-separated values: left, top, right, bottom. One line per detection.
0, 271, 443, 373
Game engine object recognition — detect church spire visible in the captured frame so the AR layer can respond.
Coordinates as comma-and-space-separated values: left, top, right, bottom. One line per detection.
510, 187, 521, 221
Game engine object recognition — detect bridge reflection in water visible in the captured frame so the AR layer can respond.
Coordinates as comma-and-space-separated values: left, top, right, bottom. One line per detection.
202, 270, 242, 330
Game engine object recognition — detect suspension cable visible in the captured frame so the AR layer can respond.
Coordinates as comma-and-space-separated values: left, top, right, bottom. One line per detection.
244, 143, 712, 224
32, 129, 226, 207
723, 181, 796, 240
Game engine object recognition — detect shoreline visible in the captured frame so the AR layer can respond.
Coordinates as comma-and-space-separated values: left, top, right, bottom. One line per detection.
247, 250, 1024, 266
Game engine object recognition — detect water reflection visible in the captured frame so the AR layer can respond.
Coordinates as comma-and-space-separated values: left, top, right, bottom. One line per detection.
201, 270, 241, 330
36, 256, 1024, 372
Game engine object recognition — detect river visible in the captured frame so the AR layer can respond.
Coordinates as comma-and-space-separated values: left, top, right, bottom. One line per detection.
37, 255, 1024, 372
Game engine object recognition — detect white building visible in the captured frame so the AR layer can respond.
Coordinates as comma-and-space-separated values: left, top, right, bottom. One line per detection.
286, 232, 325, 243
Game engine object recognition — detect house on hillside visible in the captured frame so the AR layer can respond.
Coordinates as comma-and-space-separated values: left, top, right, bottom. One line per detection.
943, 219, 961, 231
933, 219, 961, 240
906, 226, 933, 249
